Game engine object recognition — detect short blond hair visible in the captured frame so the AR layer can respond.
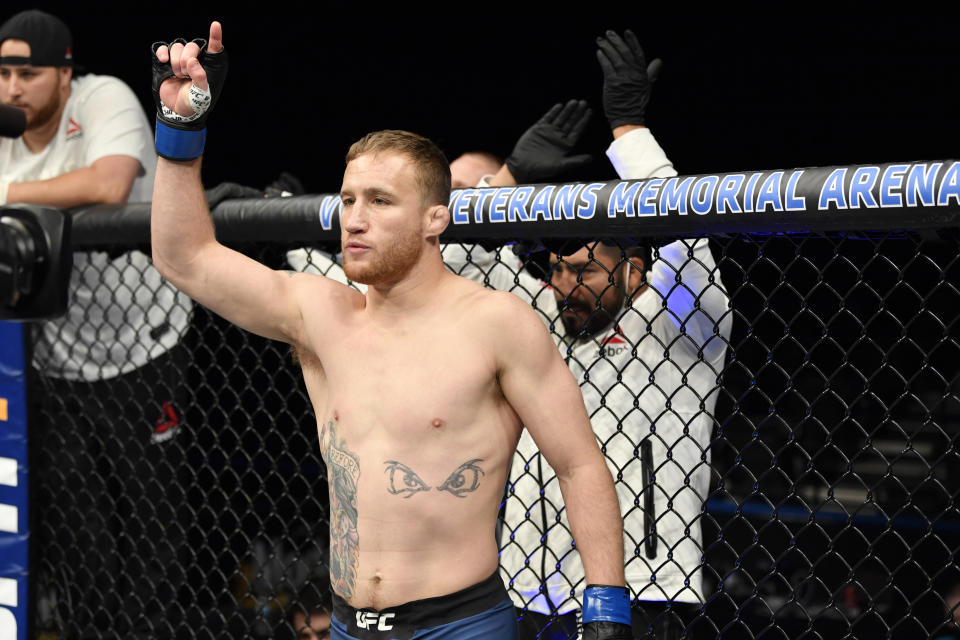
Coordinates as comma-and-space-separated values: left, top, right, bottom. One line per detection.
346, 130, 451, 207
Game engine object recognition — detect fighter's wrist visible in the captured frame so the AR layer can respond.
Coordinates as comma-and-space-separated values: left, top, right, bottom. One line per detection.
155, 119, 206, 161
583, 585, 631, 625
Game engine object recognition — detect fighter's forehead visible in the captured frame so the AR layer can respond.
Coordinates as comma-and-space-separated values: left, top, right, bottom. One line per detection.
341, 151, 416, 193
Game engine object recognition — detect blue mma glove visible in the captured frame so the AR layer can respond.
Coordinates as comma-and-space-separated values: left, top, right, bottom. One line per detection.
582, 585, 632, 640
151, 37, 228, 160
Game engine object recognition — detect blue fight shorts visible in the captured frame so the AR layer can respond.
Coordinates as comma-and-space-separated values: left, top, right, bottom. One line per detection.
330, 571, 518, 640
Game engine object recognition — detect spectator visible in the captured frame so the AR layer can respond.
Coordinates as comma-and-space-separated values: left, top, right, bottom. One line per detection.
0, 9, 191, 638
448, 30, 732, 639
450, 150, 503, 189
290, 583, 333, 640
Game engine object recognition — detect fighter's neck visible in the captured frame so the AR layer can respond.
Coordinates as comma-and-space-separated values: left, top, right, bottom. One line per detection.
364, 254, 452, 317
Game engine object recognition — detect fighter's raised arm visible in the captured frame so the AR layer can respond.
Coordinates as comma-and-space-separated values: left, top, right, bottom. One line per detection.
150, 21, 340, 346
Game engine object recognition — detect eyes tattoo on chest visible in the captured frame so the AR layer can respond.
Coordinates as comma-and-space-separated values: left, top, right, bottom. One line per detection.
383, 459, 485, 498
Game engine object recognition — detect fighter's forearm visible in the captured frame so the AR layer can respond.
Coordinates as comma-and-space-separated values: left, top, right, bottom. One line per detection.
150, 156, 217, 287
558, 459, 626, 587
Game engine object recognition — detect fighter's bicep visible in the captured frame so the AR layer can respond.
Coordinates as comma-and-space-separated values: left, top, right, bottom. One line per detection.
492, 296, 595, 469
188, 244, 348, 347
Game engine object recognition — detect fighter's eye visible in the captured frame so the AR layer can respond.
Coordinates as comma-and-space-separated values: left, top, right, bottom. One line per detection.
384, 460, 430, 498
437, 459, 485, 498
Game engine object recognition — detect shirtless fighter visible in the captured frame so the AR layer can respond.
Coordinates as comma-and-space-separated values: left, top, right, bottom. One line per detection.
150, 21, 633, 640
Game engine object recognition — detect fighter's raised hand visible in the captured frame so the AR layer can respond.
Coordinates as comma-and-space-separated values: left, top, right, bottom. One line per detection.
151, 21, 228, 161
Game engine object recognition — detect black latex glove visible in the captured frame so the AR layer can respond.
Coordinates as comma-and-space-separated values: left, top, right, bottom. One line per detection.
582, 621, 633, 640
504, 99, 593, 184
596, 29, 662, 128
204, 181, 265, 209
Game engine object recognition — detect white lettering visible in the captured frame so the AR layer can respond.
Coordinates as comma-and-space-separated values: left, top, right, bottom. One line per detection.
0, 579, 15, 607
0, 607, 15, 640
0, 505, 16, 534
0, 459, 15, 487
356, 610, 394, 631
378, 613, 395, 631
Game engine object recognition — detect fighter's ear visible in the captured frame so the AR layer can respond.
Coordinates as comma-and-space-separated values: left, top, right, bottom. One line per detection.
424, 204, 449, 239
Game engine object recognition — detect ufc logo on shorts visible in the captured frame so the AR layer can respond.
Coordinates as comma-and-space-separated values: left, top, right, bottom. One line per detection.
356, 611, 395, 631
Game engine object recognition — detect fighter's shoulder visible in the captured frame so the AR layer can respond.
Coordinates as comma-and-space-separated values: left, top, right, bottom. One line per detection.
458, 280, 542, 331
289, 270, 365, 313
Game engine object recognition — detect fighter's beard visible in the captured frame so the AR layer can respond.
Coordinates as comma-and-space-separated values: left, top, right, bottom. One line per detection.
343, 229, 423, 285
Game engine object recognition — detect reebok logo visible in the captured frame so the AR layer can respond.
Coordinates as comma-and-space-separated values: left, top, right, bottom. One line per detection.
356, 611, 394, 631
601, 325, 627, 346
151, 401, 180, 444
600, 325, 628, 357
65, 118, 82, 140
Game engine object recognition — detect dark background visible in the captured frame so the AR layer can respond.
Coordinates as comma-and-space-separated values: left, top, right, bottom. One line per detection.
6, 1, 960, 194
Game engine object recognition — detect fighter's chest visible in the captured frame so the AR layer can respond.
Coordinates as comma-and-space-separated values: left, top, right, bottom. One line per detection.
316, 324, 493, 414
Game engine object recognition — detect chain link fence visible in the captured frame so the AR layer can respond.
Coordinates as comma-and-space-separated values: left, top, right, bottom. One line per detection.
26, 229, 960, 639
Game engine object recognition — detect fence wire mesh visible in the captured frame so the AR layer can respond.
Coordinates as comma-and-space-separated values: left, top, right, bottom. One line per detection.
27, 231, 960, 640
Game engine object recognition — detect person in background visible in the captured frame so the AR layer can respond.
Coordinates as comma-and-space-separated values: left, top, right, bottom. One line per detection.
290, 583, 333, 640
448, 30, 731, 639
0, 9, 191, 638
450, 150, 503, 189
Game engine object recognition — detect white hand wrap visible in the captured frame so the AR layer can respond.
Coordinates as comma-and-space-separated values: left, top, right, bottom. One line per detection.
161, 84, 213, 123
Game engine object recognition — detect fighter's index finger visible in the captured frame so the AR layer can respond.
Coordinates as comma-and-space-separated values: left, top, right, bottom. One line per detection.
207, 21, 223, 53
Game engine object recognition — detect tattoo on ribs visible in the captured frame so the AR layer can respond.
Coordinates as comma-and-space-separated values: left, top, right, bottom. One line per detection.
325, 420, 360, 599
382, 458, 485, 498
384, 460, 431, 498
438, 459, 485, 498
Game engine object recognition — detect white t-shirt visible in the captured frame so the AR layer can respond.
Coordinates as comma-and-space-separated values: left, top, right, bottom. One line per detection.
0, 74, 192, 380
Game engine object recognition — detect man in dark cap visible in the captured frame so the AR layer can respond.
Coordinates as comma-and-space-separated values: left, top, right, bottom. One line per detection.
0, 9, 192, 639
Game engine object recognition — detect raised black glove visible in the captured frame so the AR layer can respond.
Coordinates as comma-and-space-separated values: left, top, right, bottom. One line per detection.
504, 99, 593, 184
596, 29, 661, 128
151, 36, 229, 160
